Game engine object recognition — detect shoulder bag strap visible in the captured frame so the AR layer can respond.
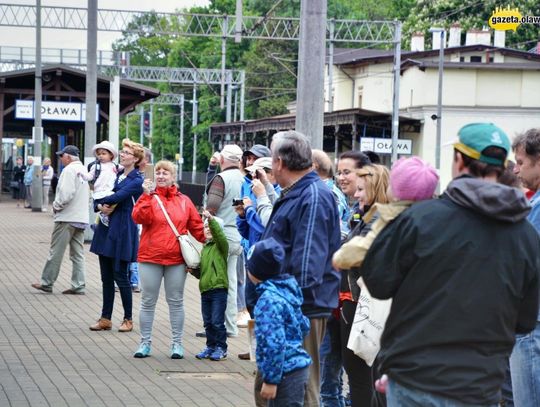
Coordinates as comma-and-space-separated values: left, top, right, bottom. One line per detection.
153, 195, 181, 238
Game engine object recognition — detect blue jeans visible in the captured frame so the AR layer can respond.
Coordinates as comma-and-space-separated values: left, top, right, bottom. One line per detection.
268, 366, 309, 407
387, 379, 498, 407
320, 316, 345, 407
509, 322, 540, 407
129, 262, 139, 287
201, 288, 228, 350
98, 256, 132, 320
237, 251, 246, 310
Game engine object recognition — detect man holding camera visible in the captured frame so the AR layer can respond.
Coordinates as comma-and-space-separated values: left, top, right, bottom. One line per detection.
205, 144, 244, 338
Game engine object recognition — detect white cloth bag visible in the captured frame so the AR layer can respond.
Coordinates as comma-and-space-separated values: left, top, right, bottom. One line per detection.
347, 277, 392, 366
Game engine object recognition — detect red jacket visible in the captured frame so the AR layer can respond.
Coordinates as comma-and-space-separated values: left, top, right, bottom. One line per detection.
132, 185, 205, 265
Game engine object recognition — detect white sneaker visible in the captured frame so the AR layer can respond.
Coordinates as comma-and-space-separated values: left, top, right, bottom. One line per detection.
236, 311, 250, 328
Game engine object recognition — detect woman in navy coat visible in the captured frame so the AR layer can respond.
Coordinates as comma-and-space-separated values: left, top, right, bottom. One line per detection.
89, 139, 144, 333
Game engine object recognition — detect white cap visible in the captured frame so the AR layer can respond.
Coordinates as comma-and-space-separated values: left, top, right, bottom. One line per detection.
92, 140, 118, 160
245, 156, 272, 173
220, 144, 243, 163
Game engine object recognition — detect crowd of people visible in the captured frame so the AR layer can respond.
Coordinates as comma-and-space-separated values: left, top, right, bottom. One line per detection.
23, 122, 540, 407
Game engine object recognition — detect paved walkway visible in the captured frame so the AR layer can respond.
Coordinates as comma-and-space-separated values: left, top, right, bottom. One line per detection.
0, 195, 255, 407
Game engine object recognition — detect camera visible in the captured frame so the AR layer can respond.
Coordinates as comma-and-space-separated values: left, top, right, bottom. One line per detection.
232, 199, 244, 206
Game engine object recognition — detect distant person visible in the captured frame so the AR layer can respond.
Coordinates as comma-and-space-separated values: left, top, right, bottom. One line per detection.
31, 146, 89, 294
23, 156, 34, 208
247, 238, 312, 406
259, 131, 341, 407
205, 144, 244, 338
11, 156, 26, 208
360, 123, 540, 406
131, 160, 204, 358
41, 158, 54, 211
89, 139, 144, 333
195, 211, 229, 362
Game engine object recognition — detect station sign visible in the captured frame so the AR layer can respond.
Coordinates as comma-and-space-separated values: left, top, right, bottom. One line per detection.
360, 137, 412, 155
15, 100, 99, 122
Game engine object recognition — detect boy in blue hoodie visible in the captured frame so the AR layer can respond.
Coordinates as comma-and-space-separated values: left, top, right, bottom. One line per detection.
246, 237, 311, 406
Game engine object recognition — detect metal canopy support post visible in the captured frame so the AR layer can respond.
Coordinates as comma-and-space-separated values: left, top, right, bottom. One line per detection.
31, 0, 43, 212
139, 105, 144, 145
108, 75, 120, 149
390, 21, 401, 164
178, 95, 184, 182
295, 0, 327, 148
191, 82, 198, 184
239, 70, 245, 122
220, 17, 228, 109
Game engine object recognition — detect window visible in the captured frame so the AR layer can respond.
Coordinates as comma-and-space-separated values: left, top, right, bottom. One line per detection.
470, 56, 482, 63
357, 86, 364, 108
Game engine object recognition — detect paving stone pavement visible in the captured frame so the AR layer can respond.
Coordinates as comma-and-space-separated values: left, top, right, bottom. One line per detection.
0, 196, 256, 407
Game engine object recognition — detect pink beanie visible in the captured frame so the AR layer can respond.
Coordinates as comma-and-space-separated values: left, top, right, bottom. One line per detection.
390, 157, 439, 201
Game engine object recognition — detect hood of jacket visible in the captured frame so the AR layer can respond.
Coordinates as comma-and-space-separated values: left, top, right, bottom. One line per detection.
445, 175, 530, 222
154, 184, 179, 199
255, 276, 303, 307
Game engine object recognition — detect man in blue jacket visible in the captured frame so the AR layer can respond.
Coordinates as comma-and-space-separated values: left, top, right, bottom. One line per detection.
259, 130, 341, 407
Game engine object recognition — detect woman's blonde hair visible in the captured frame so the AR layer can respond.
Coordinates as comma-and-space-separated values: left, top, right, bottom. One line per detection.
155, 160, 178, 180
122, 138, 145, 168
357, 164, 390, 206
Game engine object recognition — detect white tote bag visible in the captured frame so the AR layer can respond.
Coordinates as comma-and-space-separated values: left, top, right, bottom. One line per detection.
347, 277, 392, 366
154, 195, 203, 269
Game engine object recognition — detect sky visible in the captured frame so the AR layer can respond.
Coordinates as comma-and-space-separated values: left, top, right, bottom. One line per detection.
0, 0, 210, 51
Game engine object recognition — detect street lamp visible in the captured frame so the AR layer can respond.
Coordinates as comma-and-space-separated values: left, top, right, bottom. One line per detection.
429, 27, 445, 175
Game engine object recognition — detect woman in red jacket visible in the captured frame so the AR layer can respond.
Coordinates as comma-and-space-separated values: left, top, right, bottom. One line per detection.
132, 160, 205, 359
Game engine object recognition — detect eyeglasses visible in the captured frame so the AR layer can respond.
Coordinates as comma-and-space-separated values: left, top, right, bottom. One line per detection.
119, 150, 134, 156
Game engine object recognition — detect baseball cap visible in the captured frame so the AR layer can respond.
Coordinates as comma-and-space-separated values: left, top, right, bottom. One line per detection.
220, 144, 243, 163
245, 144, 271, 158
246, 237, 285, 281
244, 157, 272, 173
56, 145, 80, 157
453, 123, 510, 166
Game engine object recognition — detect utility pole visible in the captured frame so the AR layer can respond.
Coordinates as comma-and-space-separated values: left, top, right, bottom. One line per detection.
31, 0, 43, 212
85, 0, 97, 167
84, 0, 98, 241
295, 0, 327, 148
390, 22, 402, 164
139, 105, 144, 145
108, 75, 120, 149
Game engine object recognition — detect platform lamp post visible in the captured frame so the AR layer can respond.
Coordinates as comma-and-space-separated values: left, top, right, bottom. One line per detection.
429, 27, 445, 179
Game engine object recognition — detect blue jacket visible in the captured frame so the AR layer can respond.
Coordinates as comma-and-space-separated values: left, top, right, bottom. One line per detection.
90, 169, 143, 269
262, 171, 341, 317
254, 277, 311, 385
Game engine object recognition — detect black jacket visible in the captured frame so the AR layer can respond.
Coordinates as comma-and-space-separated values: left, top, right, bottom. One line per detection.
360, 176, 540, 404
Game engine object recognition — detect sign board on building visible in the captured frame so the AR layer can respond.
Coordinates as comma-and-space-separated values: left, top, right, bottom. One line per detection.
360, 137, 412, 155
15, 100, 99, 122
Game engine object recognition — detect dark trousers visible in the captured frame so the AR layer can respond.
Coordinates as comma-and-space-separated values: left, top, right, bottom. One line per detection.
201, 288, 228, 351
268, 366, 310, 407
320, 315, 346, 407
98, 255, 132, 320
341, 300, 374, 407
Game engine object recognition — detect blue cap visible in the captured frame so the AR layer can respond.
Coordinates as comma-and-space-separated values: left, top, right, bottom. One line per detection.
246, 237, 285, 281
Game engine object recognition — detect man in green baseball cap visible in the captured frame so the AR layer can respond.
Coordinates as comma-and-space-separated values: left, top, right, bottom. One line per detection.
358, 122, 540, 405
452, 122, 510, 177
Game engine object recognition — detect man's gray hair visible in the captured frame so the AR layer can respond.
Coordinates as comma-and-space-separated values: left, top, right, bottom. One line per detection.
66, 154, 80, 161
272, 130, 312, 171
512, 128, 540, 161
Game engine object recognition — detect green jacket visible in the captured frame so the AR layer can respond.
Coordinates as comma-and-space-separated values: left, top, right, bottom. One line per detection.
199, 218, 229, 293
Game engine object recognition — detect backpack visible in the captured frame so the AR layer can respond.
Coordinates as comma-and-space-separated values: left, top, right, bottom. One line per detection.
88, 160, 118, 186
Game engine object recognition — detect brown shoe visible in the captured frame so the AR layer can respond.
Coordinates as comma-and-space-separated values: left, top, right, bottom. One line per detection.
89, 318, 112, 331
118, 319, 133, 332
238, 352, 251, 360
62, 288, 85, 295
31, 283, 52, 293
